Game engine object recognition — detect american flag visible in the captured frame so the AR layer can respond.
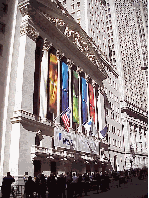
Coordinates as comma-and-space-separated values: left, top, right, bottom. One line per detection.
61, 108, 71, 132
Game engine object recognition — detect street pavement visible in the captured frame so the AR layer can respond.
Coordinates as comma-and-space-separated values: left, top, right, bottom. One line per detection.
80, 177, 148, 198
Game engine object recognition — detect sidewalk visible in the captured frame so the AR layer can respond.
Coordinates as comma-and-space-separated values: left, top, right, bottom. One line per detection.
81, 177, 148, 198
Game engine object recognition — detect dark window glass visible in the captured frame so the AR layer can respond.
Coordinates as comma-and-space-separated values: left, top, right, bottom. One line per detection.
0, 22, 5, 33
0, 44, 3, 56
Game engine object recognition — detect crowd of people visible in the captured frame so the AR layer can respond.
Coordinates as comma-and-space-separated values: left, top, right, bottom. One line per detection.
1, 167, 148, 198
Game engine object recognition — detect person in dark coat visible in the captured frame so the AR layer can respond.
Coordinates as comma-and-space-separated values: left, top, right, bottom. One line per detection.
66, 172, 72, 198
84, 173, 90, 196
47, 173, 57, 198
77, 174, 83, 197
38, 174, 47, 198
25, 176, 36, 198
1, 172, 15, 198
57, 173, 66, 198
95, 172, 101, 193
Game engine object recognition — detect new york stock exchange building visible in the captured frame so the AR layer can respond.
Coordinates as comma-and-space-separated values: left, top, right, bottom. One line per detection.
0, 0, 147, 184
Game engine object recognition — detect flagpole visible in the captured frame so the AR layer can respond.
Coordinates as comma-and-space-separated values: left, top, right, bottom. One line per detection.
53, 107, 70, 122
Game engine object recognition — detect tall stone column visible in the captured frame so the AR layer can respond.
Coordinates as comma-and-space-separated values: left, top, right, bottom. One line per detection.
55, 50, 62, 125
77, 67, 83, 132
9, 11, 39, 179
93, 80, 97, 130
97, 86, 104, 132
0, 0, 19, 185
85, 74, 90, 121
40, 39, 51, 119
67, 59, 73, 129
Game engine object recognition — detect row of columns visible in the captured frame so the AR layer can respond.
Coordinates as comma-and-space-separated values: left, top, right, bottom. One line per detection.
40, 46, 104, 133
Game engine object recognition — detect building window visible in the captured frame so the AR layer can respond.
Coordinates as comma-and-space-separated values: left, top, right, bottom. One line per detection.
0, 44, 3, 56
77, 10, 80, 16
0, 3, 8, 13
77, 2, 80, 7
71, 4, 74, 10
0, 22, 5, 33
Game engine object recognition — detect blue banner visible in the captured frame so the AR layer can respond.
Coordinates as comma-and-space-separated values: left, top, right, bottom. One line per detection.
82, 77, 87, 124
62, 62, 69, 112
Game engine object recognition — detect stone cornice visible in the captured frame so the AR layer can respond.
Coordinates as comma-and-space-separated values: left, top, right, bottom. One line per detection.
43, 38, 53, 51
121, 100, 148, 123
10, 110, 54, 136
18, 0, 109, 86
18, 0, 32, 17
20, 15, 39, 41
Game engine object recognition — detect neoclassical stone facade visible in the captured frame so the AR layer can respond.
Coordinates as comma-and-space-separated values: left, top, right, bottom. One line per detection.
0, 0, 148, 185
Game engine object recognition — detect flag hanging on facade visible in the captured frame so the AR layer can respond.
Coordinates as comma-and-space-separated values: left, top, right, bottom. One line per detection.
89, 83, 95, 123
73, 70, 79, 123
49, 54, 58, 115
82, 77, 87, 124
83, 118, 93, 132
61, 108, 71, 132
62, 62, 69, 112
100, 126, 108, 138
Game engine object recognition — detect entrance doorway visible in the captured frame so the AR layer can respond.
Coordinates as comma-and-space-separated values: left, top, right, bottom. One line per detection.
114, 155, 117, 171
34, 160, 41, 177
86, 164, 91, 174
51, 161, 56, 174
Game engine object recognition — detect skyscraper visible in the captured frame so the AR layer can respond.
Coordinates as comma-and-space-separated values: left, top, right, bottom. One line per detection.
59, 0, 148, 169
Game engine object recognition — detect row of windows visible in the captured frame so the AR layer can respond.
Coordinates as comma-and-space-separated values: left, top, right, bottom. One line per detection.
71, 2, 80, 10
107, 124, 121, 137
106, 110, 121, 123
109, 137, 122, 148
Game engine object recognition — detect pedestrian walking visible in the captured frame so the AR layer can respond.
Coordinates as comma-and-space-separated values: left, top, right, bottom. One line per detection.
38, 174, 47, 198
24, 176, 36, 198
57, 173, 66, 198
77, 174, 83, 197
95, 172, 100, 193
47, 173, 57, 198
66, 172, 72, 198
83, 173, 90, 196
35, 175, 40, 197
1, 172, 15, 198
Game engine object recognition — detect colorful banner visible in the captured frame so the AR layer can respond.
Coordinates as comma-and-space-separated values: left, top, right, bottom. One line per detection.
73, 71, 79, 123
89, 83, 95, 123
82, 77, 87, 124
54, 128, 99, 155
62, 62, 69, 112
54, 128, 76, 150
49, 54, 58, 114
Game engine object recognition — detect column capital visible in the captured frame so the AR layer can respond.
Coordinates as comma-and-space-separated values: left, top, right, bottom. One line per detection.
85, 73, 90, 82
92, 79, 97, 88
43, 38, 53, 51
56, 50, 65, 60
76, 66, 83, 74
67, 58, 74, 68
20, 15, 39, 42
98, 85, 104, 95
18, 0, 32, 17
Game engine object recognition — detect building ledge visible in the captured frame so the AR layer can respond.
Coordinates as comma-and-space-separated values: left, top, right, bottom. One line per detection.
10, 110, 54, 136
121, 101, 148, 123
31, 145, 100, 162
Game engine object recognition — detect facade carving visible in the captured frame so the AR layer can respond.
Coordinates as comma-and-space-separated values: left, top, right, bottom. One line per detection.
20, 15, 39, 41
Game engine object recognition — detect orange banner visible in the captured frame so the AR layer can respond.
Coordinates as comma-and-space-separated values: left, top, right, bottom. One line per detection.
49, 54, 58, 115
